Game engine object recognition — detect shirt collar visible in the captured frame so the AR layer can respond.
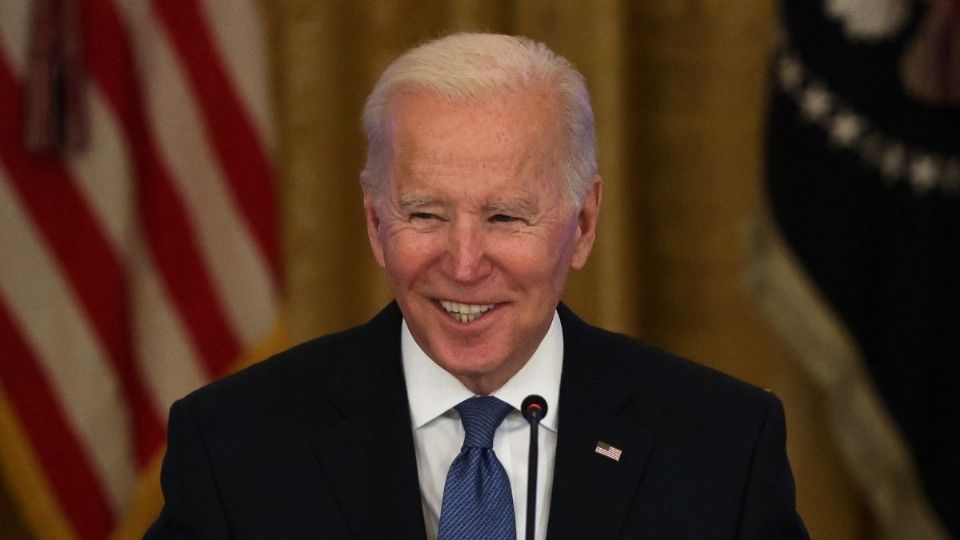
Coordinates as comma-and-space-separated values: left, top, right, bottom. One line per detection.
402, 311, 563, 433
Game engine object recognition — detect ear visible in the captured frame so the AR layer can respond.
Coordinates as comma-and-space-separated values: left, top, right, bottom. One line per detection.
361, 175, 386, 268
570, 174, 602, 270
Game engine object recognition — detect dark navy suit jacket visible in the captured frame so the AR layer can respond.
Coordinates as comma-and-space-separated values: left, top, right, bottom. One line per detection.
146, 303, 808, 539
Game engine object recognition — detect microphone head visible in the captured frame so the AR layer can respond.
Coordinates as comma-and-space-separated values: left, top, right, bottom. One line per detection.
521, 395, 548, 423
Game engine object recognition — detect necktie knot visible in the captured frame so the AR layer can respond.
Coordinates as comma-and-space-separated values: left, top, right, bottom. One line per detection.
455, 396, 513, 449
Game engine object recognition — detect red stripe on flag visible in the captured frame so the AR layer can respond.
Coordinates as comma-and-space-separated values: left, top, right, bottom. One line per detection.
81, 0, 242, 377
0, 297, 114, 540
0, 50, 164, 466
153, 0, 280, 281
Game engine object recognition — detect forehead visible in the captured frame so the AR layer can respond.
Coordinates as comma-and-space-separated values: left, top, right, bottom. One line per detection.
384, 88, 565, 198
389, 86, 556, 138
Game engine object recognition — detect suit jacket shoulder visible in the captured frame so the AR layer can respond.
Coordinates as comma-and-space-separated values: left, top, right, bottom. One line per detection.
146, 303, 427, 539
549, 304, 808, 539
180, 304, 392, 418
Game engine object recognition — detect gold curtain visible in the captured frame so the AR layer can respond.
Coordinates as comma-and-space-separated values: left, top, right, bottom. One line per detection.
0, 1, 871, 538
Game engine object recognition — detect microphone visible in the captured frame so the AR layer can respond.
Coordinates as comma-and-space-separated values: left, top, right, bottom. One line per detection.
521, 395, 548, 540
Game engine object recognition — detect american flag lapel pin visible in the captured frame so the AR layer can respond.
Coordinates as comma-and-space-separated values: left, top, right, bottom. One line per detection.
595, 441, 623, 462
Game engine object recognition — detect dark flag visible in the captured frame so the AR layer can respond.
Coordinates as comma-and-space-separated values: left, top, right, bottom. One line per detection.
755, 0, 959, 537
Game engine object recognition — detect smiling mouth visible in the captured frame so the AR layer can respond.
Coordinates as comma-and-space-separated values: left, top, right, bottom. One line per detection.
439, 300, 496, 323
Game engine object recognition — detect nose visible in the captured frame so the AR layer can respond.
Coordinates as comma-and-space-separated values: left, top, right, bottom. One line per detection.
442, 220, 492, 283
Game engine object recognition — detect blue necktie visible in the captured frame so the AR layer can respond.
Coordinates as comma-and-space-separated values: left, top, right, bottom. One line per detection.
438, 396, 516, 540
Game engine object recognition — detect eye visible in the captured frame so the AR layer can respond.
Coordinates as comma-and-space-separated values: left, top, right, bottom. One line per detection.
410, 212, 437, 221
490, 214, 519, 223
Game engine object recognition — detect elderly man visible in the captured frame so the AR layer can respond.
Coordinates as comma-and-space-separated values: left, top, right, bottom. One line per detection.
147, 33, 808, 539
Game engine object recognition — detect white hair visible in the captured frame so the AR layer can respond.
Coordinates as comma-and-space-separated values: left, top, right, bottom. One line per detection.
361, 33, 597, 208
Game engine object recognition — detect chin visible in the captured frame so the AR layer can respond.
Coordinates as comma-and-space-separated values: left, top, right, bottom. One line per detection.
432, 345, 508, 381
435, 349, 500, 376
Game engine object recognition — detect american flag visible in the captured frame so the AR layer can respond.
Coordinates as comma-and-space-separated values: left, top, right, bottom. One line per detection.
595, 441, 623, 462
0, 1, 282, 538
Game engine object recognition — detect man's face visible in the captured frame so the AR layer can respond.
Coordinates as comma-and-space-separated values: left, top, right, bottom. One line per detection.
363, 87, 601, 394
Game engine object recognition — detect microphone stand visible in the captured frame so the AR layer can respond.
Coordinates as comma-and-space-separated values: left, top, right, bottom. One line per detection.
521, 395, 548, 540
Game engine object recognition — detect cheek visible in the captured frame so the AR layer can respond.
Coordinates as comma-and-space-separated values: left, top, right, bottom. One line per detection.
496, 241, 566, 284
512, 231, 577, 289
381, 230, 443, 279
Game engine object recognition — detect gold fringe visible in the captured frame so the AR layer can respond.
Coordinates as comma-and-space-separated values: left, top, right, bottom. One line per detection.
110, 448, 164, 540
745, 213, 948, 540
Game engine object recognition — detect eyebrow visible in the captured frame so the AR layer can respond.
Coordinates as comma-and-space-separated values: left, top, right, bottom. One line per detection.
398, 194, 443, 209
397, 194, 538, 215
487, 199, 537, 216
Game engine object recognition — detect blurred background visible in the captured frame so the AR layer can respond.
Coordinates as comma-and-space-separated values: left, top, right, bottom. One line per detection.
1, 1, 956, 538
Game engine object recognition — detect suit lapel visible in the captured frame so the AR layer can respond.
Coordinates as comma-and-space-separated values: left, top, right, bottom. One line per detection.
546, 305, 653, 540
308, 304, 427, 539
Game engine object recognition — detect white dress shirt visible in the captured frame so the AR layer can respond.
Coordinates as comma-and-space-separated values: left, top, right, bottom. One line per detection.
401, 312, 563, 540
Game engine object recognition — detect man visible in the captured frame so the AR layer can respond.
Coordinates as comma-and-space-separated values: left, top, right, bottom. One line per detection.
147, 33, 808, 539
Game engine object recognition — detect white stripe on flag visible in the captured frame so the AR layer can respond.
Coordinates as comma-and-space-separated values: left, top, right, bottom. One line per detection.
117, 0, 278, 346
130, 239, 209, 413
67, 91, 136, 252
0, 173, 136, 513
0, 0, 30, 71
66, 87, 209, 417
200, 0, 276, 152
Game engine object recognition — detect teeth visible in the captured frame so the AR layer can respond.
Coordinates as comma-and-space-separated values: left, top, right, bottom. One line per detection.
439, 300, 495, 322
